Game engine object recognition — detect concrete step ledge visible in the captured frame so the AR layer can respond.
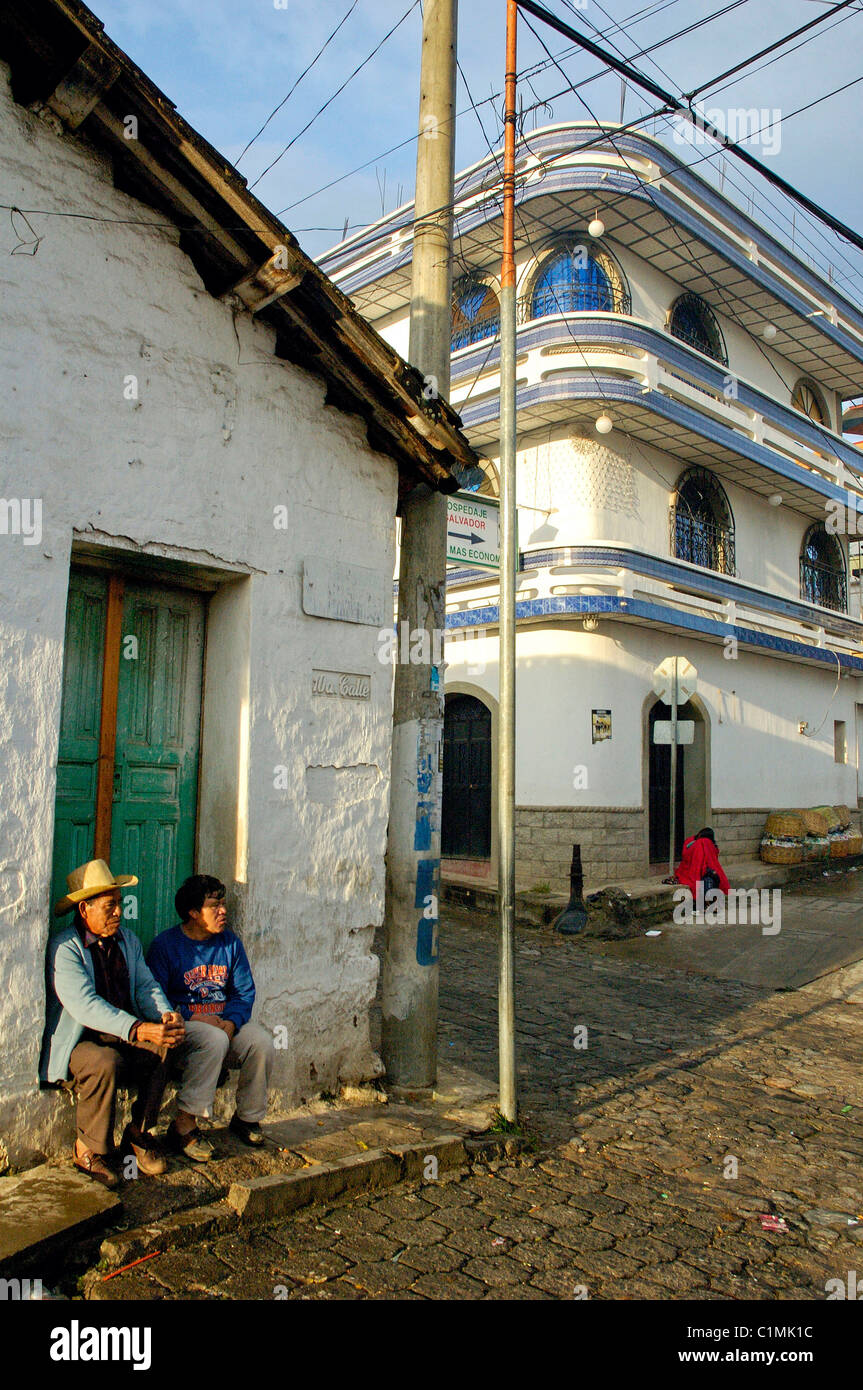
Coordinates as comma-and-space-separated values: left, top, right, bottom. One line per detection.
444, 855, 863, 934
91, 1132, 519, 1284
0, 1164, 121, 1276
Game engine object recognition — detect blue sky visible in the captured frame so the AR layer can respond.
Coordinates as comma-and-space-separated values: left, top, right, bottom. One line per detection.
93, 0, 863, 294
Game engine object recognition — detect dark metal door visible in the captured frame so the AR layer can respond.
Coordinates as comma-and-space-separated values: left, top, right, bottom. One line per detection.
442, 695, 492, 858
648, 699, 685, 863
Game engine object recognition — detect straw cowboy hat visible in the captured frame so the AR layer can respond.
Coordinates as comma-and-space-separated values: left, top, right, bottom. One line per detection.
54, 859, 138, 916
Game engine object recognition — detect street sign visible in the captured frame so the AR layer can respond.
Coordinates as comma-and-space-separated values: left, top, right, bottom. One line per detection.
653, 657, 697, 704
653, 720, 695, 746
446, 492, 500, 569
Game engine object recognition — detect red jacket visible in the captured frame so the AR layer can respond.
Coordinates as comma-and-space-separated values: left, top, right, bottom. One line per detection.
675, 835, 730, 895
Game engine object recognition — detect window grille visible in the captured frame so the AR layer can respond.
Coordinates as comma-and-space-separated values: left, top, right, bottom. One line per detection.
670, 467, 735, 575
668, 293, 727, 366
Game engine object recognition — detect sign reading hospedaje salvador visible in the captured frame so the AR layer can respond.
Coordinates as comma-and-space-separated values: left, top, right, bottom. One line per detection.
446, 492, 501, 570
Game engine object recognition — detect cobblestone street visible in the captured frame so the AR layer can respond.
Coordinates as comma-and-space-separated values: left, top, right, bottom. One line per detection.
92, 877, 863, 1301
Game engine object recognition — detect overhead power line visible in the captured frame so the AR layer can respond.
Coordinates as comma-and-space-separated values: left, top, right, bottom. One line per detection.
574, 0, 863, 293
279, 0, 747, 224
694, 3, 859, 100
520, 9, 795, 397
248, 0, 420, 191
515, 0, 863, 256
684, 0, 858, 100
236, 0, 360, 167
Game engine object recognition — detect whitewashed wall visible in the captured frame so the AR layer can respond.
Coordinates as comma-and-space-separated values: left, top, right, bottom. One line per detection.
0, 65, 398, 1167
445, 623, 863, 810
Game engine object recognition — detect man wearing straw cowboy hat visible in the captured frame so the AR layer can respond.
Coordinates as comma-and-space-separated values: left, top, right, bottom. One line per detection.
40, 859, 185, 1188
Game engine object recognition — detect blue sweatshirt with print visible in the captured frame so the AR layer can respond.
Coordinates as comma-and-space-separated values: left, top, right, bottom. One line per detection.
146, 925, 255, 1031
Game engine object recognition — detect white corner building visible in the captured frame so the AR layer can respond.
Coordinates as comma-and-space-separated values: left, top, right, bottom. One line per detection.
321, 124, 863, 894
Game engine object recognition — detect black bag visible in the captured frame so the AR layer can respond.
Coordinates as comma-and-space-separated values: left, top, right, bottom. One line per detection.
701, 868, 721, 895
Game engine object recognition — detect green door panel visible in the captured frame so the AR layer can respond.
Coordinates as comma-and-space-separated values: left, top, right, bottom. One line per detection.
50, 571, 108, 918
111, 584, 206, 951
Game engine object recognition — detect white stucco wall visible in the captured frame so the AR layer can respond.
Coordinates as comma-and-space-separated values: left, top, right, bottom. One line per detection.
0, 66, 399, 1166
444, 622, 863, 812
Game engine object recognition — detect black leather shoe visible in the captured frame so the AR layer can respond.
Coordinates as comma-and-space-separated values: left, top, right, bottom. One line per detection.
229, 1114, 265, 1147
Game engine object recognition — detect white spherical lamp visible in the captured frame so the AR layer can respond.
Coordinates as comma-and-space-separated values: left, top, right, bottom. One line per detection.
762, 323, 777, 342
588, 217, 605, 238
595, 413, 613, 434
768, 493, 782, 507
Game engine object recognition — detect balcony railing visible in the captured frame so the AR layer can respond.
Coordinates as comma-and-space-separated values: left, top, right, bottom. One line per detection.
518, 282, 631, 321
451, 309, 501, 351
451, 281, 632, 350
671, 510, 736, 577
800, 558, 847, 613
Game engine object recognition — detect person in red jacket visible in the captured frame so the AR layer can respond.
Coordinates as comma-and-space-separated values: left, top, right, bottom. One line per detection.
664, 828, 730, 895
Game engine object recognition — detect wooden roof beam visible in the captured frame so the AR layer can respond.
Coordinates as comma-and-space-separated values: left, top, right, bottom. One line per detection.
46, 40, 120, 129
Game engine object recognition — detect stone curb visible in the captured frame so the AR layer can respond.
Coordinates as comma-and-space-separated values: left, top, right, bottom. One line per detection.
228, 1132, 468, 1219
92, 1132, 522, 1278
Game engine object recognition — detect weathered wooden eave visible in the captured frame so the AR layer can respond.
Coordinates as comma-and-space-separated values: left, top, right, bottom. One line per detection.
0, 0, 478, 497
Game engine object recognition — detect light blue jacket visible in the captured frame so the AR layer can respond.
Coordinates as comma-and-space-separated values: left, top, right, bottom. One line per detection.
39, 922, 172, 1084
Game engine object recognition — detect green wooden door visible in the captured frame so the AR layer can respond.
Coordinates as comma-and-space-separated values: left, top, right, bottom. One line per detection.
110, 583, 206, 950
50, 571, 108, 915
51, 572, 206, 949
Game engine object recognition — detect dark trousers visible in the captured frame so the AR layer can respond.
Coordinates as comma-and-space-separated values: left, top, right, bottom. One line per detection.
68, 1035, 170, 1154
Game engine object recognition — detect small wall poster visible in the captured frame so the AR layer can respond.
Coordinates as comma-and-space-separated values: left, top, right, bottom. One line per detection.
592, 709, 612, 743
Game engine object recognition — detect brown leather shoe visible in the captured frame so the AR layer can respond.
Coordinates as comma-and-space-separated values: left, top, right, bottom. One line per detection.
121, 1126, 167, 1177
73, 1144, 119, 1189
165, 1120, 214, 1162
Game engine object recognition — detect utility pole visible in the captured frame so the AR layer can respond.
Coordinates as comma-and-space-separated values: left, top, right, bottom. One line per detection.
381, 0, 458, 1093
497, 0, 518, 1122
668, 656, 678, 880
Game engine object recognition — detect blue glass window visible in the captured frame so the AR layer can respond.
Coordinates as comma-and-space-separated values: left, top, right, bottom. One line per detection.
531, 248, 613, 318
452, 282, 499, 350
668, 293, 727, 365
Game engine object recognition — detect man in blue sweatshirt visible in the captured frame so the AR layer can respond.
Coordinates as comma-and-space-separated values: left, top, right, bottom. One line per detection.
146, 874, 275, 1161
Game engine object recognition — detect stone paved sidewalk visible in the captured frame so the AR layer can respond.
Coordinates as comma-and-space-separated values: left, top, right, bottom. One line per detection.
85, 878, 863, 1300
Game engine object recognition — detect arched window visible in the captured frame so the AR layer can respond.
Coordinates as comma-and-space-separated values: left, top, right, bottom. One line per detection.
451, 278, 500, 350
800, 522, 846, 612
529, 242, 628, 318
671, 467, 735, 575
791, 379, 829, 427
668, 293, 727, 365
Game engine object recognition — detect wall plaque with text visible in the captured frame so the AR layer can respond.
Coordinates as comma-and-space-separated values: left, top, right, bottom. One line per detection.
312, 669, 371, 700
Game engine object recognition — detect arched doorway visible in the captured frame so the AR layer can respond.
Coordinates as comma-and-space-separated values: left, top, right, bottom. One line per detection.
442, 694, 492, 859
647, 697, 709, 864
